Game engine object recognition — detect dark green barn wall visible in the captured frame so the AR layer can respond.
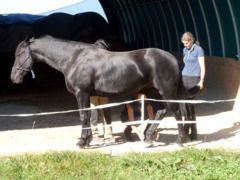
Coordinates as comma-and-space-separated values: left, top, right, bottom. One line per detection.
100, 0, 240, 60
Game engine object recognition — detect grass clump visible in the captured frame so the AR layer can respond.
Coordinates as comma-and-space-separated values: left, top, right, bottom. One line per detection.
0, 148, 240, 179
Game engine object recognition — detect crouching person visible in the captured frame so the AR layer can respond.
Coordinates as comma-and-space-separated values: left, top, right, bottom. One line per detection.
121, 93, 159, 141
90, 96, 114, 143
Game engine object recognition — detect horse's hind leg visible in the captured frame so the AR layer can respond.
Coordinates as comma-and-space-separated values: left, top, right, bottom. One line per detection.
168, 102, 188, 144
189, 104, 197, 140
183, 103, 191, 136
145, 108, 167, 143
183, 103, 197, 140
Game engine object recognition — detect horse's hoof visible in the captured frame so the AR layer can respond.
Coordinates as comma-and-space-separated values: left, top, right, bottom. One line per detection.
190, 133, 198, 141
124, 128, 133, 142
176, 135, 187, 144
124, 134, 133, 142
77, 136, 92, 148
76, 139, 86, 148
144, 140, 153, 147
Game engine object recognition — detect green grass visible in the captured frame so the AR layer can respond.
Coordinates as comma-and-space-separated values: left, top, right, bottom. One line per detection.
0, 148, 240, 180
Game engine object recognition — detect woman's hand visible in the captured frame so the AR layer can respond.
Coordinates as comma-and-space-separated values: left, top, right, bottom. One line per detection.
198, 56, 205, 93
198, 79, 205, 93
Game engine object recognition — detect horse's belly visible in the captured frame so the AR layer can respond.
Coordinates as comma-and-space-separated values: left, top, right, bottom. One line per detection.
94, 80, 149, 97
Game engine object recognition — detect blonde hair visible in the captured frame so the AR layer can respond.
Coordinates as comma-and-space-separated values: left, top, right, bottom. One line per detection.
181, 32, 200, 45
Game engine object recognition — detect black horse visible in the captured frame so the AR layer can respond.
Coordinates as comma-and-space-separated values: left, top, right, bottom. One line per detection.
11, 35, 189, 147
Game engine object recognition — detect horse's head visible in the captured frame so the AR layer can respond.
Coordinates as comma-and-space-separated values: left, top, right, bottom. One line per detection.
11, 38, 35, 84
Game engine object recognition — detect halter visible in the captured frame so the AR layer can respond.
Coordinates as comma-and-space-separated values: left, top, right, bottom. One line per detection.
13, 46, 35, 79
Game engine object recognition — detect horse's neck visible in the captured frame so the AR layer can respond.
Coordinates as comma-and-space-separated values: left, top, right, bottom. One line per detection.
30, 40, 75, 73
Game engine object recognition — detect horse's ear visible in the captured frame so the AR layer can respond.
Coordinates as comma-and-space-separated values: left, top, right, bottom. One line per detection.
29, 37, 35, 43
24, 36, 34, 45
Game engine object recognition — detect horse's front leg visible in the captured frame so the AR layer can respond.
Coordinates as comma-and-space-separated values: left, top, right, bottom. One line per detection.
76, 92, 92, 148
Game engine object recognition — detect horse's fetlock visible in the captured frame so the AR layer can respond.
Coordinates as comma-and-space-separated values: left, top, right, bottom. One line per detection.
145, 131, 155, 142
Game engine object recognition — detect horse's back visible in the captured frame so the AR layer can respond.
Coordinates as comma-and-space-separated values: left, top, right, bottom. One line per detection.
114, 48, 179, 69
126, 48, 180, 81
73, 47, 179, 81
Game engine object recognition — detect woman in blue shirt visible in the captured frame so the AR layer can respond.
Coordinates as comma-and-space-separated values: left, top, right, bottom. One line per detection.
181, 32, 206, 140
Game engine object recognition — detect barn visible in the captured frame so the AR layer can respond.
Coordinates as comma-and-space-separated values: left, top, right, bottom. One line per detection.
1, 0, 240, 110
98, 0, 240, 114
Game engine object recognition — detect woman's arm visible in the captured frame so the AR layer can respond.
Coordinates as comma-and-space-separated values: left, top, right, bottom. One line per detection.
126, 104, 135, 121
147, 103, 155, 120
198, 56, 206, 90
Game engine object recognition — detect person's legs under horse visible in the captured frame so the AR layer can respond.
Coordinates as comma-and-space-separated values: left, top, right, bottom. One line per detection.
90, 109, 101, 135
90, 96, 113, 140
99, 96, 114, 141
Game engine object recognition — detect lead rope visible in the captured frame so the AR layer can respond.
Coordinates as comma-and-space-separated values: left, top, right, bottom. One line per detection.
28, 46, 36, 79
31, 70, 35, 79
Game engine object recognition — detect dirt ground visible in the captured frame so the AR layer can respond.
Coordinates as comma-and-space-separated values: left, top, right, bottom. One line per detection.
0, 55, 240, 156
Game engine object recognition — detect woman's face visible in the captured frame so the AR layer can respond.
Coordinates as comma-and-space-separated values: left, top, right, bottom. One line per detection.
182, 40, 193, 49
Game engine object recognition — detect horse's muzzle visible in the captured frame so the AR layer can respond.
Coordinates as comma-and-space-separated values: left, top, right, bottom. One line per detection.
10, 71, 23, 84
11, 77, 22, 84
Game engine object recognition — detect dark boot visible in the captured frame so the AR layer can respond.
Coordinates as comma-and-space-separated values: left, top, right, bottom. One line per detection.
124, 126, 133, 141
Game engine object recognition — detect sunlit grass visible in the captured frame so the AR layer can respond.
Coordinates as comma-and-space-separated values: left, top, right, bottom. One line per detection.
0, 148, 240, 179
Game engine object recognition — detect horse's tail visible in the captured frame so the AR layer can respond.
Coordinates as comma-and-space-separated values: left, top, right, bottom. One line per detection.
177, 76, 200, 118
177, 77, 188, 118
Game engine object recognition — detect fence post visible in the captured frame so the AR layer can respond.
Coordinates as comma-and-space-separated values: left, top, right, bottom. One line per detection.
140, 94, 145, 143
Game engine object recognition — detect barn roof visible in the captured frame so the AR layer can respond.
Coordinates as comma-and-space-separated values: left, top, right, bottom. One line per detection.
0, 12, 116, 53
1, 0, 240, 60
99, 0, 240, 60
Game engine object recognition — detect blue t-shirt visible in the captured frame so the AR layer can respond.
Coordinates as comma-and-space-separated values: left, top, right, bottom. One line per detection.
182, 43, 204, 77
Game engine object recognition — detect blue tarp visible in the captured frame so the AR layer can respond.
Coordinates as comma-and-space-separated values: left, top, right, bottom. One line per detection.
0, 12, 117, 53
0, 14, 45, 25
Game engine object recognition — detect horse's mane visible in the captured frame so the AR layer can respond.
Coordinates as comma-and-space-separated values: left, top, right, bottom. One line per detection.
15, 41, 23, 53
28, 35, 96, 49
94, 39, 111, 50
